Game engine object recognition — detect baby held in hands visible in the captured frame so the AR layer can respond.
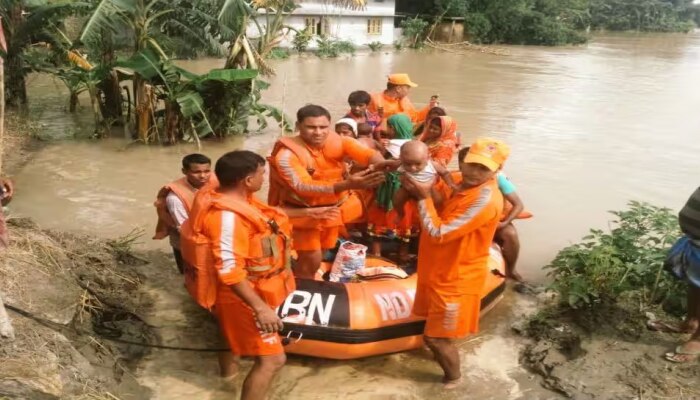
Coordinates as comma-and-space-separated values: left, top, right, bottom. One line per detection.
394, 140, 456, 218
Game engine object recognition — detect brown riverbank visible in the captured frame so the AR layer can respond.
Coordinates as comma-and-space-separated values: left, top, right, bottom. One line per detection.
1, 112, 42, 176
0, 218, 155, 399
516, 297, 699, 399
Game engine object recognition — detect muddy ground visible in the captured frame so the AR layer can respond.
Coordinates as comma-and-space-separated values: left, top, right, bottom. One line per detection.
0, 218, 156, 399
1, 113, 42, 176
516, 297, 699, 399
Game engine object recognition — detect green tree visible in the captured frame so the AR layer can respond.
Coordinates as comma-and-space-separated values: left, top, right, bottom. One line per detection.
1, 0, 90, 109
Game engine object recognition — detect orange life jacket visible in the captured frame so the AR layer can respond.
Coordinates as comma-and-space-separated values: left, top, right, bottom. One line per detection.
180, 189, 295, 310
153, 177, 196, 240
268, 134, 356, 229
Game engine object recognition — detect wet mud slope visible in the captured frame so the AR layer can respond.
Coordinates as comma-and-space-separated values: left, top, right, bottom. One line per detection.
517, 300, 699, 399
0, 219, 156, 399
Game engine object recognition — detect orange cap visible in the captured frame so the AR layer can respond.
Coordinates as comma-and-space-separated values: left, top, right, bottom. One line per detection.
463, 138, 510, 171
388, 73, 418, 88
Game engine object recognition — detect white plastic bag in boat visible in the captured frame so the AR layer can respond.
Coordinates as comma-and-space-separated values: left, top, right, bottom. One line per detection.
329, 241, 367, 282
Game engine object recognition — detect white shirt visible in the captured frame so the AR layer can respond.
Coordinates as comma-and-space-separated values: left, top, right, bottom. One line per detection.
399, 161, 437, 183
165, 191, 189, 249
385, 139, 412, 159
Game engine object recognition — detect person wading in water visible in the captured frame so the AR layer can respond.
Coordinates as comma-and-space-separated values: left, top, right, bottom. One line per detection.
153, 154, 213, 273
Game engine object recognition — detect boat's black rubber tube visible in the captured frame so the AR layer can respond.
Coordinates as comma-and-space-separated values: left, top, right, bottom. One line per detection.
280, 281, 506, 344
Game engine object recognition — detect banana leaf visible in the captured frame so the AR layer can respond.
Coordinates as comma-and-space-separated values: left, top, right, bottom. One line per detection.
115, 48, 163, 79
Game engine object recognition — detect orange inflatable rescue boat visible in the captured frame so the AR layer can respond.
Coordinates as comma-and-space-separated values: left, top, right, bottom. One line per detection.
276, 244, 506, 360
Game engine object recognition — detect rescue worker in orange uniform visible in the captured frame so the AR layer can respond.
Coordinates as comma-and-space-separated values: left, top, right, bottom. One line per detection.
153, 153, 212, 273
268, 105, 397, 279
401, 138, 509, 389
368, 73, 438, 127
187, 150, 295, 400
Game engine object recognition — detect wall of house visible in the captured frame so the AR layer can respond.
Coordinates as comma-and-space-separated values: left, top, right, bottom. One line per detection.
288, 15, 395, 47
249, 0, 397, 49
295, 0, 395, 17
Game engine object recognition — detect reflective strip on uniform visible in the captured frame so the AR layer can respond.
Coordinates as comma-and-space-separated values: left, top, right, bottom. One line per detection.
278, 149, 334, 194
418, 186, 492, 238
219, 211, 236, 274
248, 265, 273, 273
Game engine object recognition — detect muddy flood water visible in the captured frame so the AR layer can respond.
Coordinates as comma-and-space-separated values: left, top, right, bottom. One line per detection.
9, 33, 700, 399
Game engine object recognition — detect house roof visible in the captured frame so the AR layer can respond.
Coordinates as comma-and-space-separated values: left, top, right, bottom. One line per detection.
291, 2, 395, 17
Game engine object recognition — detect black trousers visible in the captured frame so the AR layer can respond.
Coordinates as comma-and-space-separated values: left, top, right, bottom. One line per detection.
172, 247, 185, 274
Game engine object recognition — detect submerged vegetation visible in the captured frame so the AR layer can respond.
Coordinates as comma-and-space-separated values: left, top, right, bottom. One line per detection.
0, 0, 366, 145
399, 0, 700, 46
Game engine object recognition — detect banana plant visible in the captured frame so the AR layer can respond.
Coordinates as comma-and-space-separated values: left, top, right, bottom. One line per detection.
117, 49, 263, 143
79, 0, 222, 142
0, 0, 91, 108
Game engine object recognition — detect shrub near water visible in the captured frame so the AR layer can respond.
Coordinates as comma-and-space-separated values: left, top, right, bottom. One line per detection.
316, 38, 356, 58
400, 18, 430, 48
546, 201, 685, 314
293, 30, 313, 53
368, 41, 383, 52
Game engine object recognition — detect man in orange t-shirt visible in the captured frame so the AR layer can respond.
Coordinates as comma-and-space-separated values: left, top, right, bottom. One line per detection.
268, 105, 397, 279
401, 138, 508, 389
368, 73, 438, 127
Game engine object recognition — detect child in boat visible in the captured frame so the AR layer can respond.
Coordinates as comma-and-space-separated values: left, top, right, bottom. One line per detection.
366, 114, 415, 260
457, 146, 526, 282
335, 118, 358, 138
357, 122, 381, 151
345, 91, 383, 134
394, 141, 456, 220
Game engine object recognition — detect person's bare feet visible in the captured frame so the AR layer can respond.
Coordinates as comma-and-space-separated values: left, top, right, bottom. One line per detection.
442, 376, 463, 390
506, 270, 524, 283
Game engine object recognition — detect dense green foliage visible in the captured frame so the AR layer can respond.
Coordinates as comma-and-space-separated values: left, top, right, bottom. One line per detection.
400, 17, 430, 48
2, 0, 304, 142
545, 202, 686, 314
292, 29, 313, 53
397, 0, 699, 46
